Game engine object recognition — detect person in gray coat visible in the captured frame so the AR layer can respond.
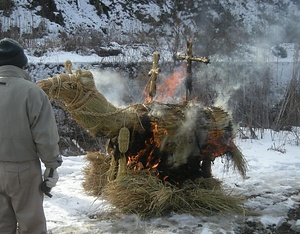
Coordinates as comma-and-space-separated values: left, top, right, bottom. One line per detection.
0, 38, 62, 234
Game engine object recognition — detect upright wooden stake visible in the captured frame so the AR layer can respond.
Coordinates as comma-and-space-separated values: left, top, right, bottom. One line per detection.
176, 40, 210, 100
148, 52, 161, 101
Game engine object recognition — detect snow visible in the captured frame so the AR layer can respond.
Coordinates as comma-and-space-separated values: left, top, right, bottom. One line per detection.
27, 51, 102, 64
44, 128, 300, 233
26, 44, 174, 65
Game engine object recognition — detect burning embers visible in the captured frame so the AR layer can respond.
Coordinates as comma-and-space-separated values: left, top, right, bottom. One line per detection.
105, 101, 246, 186
127, 122, 163, 171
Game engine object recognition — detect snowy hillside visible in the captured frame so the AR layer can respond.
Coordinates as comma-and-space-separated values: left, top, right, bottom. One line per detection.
1, 0, 300, 58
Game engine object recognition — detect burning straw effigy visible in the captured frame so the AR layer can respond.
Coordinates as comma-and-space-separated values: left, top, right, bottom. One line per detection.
38, 58, 247, 217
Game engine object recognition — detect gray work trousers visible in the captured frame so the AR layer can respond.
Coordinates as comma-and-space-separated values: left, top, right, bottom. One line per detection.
0, 159, 47, 234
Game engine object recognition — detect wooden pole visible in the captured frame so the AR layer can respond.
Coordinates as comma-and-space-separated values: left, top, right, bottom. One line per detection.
176, 40, 210, 100
148, 52, 161, 101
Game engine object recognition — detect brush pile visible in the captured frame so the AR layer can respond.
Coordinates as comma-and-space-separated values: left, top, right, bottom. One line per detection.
38, 60, 247, 217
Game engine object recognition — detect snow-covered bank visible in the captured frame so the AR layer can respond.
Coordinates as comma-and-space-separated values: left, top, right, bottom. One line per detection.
44, 128, 300, 233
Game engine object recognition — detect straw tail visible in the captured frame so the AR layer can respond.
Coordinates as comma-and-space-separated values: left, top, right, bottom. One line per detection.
230, 143, 248, 178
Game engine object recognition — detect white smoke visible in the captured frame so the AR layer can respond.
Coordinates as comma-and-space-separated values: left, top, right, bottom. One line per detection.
194, 61, 245, 110
214, 83, 241, 110
91, 69, 130, 106
166, 102, 206, 168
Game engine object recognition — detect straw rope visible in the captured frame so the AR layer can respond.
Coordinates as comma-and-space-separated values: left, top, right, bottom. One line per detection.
43, 67, 149, 136
47, 72, 139, 118
71, 105, 131, 117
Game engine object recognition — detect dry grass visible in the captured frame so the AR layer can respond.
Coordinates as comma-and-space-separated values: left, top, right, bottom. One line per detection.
222, 144, 248, 179
37, 62, 128, 138
101, 170, 244, 218
230, 144, 248, 178
82, 151, 111, 196
83, 152, 245, 217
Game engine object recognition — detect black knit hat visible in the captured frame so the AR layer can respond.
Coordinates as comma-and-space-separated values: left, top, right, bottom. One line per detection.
0, 38, 28, 68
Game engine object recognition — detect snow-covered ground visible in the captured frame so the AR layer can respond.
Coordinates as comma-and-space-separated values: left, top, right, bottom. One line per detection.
44, 128, 300, 233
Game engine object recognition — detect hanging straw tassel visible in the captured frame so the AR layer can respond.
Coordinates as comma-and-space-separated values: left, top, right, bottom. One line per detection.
117, 127, 130, 177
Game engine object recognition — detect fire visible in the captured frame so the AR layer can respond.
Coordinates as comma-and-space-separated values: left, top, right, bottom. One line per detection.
127, 122, 167, 172
150, 122, 167, 147
203, 127, 233, 158
145, 96, 152, 103
156, 67, 186, 102
127, 137, 160, 171
145, 65, 186, 103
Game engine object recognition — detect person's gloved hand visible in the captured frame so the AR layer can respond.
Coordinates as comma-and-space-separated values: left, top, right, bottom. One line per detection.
43, 168, 59, 188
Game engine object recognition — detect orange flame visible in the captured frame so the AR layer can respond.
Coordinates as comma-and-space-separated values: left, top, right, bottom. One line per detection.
156, 67, 186, 102
127, 122, 167, 171
145, 65, 186, 103
202, 127, 233, 158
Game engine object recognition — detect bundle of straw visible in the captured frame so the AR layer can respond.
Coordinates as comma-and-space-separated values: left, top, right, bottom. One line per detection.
82, 151, 111, 196
101, 170, 244, 217
37, 61, 147, 138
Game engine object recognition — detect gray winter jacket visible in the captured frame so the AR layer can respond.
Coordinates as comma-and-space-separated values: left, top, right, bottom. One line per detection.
0, 65, 62, 169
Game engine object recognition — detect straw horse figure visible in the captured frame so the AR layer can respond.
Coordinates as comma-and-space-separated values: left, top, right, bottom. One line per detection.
38, 60, 247, 184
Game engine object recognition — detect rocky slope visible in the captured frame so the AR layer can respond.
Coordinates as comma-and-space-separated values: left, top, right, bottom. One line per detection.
1, 0, 300, 57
